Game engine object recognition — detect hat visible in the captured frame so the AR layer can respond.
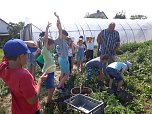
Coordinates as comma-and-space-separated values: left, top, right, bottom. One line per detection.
3, 39, 30, 58
24, 40, 37, 52
125, 61, 132, 68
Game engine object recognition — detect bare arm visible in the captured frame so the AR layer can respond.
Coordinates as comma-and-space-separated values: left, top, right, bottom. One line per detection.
97, 32, 102, 44
43, 22, 52, 47
26, 73, 48, 104
113, 32, 120, 55
113, 42, 120, 55
91, 37, 95, 42
54, 12, 62, 38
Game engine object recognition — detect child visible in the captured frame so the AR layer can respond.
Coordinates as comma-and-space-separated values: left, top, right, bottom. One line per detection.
36, 32, 45, 69
24, 40, 38, 80
86, 37, 95, 62
41, 22, 56, 104
0, 39, 47, 114
54, 12, 70, 92
106, 61, 132, 92
85, 55, 109, 81
76, 38, 86, 71
67, 37, 75, 76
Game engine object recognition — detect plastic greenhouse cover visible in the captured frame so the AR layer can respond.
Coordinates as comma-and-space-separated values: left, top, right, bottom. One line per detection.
32, 19, 152, 44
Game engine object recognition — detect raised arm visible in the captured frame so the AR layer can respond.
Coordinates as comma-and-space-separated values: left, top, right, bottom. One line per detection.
43, 22, 52, 47
54, 12, 62, 38
113, 31, 120, 55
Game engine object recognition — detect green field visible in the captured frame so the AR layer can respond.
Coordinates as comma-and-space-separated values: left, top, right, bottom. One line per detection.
0, 41, 152, 114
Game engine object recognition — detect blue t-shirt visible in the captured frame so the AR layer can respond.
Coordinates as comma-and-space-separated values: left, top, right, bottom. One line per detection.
107, 62, 127, 73
85, 57, 103, 70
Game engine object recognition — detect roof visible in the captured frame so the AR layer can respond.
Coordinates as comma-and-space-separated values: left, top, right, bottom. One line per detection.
0, 18, 9, 34
0, 18, 9, 25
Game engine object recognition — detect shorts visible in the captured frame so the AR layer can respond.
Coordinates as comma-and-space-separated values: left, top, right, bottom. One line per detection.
77, 55, 84, 61
44, 72, 55, 89
86, 66, 100, 80
58, 57, 70, 73
106, 67, 123, 81
35, 110, 40, 114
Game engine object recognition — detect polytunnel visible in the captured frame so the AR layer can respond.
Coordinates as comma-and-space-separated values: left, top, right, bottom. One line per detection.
32, 18, 152, 45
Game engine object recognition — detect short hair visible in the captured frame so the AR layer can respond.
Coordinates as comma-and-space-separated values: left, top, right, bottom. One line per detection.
48, 38, 54, 45
5, 55, 18, 61
62, 30, 68, 36
79, 35, 84, 39
101, 54, 109, 60
39, 32, 45, 37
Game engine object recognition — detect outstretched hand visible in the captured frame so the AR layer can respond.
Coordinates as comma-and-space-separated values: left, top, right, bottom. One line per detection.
46, 21, 52, 29
54, 12, 59, 19
39, 73, 48, 82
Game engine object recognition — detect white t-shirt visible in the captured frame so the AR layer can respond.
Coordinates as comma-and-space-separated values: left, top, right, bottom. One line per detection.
68, 47, 73, 57
86, 42, 94, 50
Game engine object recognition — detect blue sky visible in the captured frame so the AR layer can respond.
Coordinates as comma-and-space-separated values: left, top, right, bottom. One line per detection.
1, 0, 152, 26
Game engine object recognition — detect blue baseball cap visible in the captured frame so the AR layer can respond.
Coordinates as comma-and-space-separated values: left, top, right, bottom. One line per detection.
3, 38, 31, 58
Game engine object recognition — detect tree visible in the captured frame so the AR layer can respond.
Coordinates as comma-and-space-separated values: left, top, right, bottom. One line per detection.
114, 11, 126, 19
130, 15, 147, 20
7, 22, 24, 38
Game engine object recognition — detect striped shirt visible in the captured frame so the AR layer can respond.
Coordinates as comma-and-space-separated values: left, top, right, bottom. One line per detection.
99, 29, 120, 55
55, 38, 69, 58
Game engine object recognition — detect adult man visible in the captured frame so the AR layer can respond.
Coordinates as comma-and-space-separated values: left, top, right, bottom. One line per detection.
97, 22, 120, 72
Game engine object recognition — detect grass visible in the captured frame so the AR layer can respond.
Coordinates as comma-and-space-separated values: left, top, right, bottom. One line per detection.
0, 49, 3, 61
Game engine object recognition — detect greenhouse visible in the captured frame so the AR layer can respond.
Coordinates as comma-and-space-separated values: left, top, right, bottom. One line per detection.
31, 18, 152, 44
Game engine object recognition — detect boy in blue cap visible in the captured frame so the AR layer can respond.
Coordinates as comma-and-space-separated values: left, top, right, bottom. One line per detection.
0, 39, 47, 114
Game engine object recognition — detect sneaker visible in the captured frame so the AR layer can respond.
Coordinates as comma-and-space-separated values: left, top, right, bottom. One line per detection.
61, 87, 67, 92
97, 80, 104, 86
59, 88, 64, 93
116, 88, 123, 93
56, 87, 63, 93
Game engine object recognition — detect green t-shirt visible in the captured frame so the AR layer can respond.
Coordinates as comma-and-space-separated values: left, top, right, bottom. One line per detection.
41, 46, 55, 73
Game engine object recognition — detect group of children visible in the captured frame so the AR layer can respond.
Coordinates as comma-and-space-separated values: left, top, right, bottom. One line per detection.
0, 13, 132, 114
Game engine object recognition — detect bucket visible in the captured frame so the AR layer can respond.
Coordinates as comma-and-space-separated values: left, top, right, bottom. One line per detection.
71, 87, 92, 96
